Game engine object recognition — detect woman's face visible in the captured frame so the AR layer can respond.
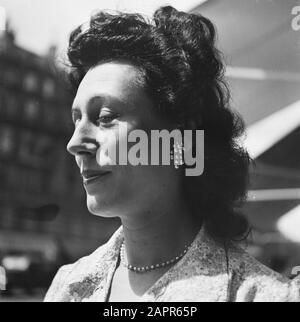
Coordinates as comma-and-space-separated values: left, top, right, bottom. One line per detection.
67, 61, 182, 220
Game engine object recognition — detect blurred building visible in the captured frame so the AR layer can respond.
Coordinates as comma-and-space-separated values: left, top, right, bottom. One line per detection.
0, 25, 118, 261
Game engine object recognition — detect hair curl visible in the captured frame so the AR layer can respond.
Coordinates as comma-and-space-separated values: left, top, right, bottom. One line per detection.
67, 6, 251, 241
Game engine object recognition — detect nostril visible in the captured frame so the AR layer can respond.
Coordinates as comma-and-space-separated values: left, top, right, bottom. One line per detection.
77, 150, 94, 157
77, 151, 88, 156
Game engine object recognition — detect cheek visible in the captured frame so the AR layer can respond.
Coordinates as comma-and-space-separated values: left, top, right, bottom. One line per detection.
96, 128, 119, 167
121, 165, 169, 195
95, 122, 139, 167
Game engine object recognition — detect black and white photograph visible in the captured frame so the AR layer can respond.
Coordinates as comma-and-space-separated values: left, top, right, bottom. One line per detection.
0, 0, 299, 304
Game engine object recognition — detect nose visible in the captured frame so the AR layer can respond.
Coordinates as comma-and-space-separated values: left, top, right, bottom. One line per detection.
67, 118, 99, 157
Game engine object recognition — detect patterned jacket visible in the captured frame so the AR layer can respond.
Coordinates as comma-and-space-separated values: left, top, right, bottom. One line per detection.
44, 225, 300, 302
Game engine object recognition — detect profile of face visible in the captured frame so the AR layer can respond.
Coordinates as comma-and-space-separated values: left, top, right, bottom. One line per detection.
67, 61, 183, 222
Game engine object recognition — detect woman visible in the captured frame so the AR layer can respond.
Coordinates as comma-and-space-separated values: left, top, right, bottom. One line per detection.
44, 6, 300, 302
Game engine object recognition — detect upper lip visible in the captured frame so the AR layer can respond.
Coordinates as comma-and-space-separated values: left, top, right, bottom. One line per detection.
81, 169, 111, 180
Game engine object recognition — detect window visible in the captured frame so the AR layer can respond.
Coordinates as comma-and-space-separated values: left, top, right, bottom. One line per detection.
43, 78, 55, 98
24, 99, 39, 120
5, 93, 19, 117
23, 72, 38, 92
0, 125, 15, 156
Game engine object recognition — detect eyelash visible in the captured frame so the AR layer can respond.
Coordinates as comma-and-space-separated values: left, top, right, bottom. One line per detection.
72, 117, 80, 126
98, 114, 117, 124
71, 111, 119, 126
96, 112, 120, 126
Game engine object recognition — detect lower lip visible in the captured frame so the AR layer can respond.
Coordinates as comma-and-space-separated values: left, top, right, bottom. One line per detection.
83, 173, 111, 186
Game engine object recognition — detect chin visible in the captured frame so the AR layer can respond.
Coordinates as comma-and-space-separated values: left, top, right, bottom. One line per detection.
86, 195, 116, 218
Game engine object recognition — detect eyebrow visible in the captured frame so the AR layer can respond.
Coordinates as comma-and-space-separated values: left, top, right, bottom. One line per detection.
71, 94, 101, 110
71, 94, 132, 112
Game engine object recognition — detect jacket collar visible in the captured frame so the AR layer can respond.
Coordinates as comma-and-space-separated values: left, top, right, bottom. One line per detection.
67, 225, 231, 301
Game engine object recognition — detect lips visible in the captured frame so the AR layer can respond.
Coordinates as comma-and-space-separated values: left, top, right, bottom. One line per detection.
81, 170, 111, 185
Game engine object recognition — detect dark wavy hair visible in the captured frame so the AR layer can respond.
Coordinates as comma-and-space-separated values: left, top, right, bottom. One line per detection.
67, 6, 251, 242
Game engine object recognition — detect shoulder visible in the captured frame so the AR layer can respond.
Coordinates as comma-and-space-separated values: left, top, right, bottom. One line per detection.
227, 243, 300, 302
44, 226, 123, 302
43, 245, 106, 302
43, 263, 75, 302
156, 230, 300, 302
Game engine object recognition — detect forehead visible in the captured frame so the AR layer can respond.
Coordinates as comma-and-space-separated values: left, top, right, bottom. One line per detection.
73, 61, 145, 109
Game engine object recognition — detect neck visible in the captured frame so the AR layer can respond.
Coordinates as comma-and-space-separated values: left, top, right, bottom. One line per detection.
120, 198, 202, 268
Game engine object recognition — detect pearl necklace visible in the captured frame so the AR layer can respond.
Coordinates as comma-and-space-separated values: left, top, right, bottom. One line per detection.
120, 241, 192, 273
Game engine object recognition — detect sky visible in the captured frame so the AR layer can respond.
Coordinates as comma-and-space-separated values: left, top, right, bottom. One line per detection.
0, 0, 205, 57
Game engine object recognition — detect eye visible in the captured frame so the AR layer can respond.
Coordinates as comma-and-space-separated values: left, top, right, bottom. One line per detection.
97, 110, 119, 125
99, 115, 115, 123
71, 109, 81, 125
